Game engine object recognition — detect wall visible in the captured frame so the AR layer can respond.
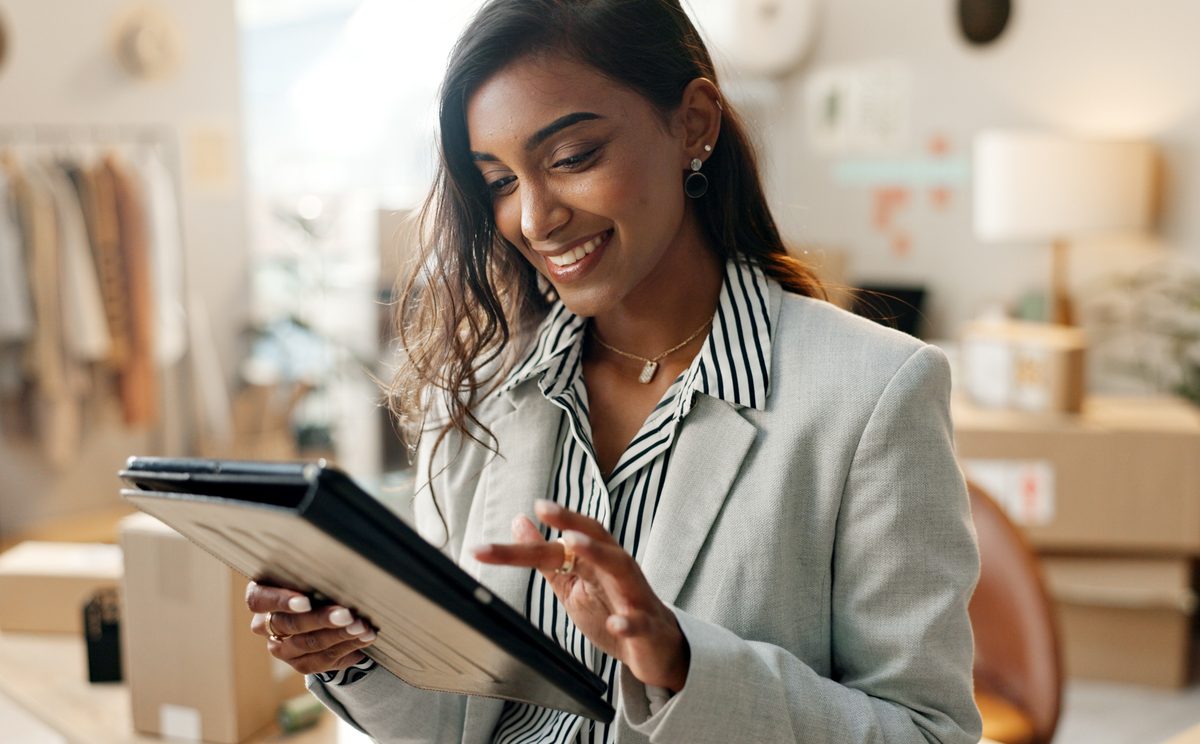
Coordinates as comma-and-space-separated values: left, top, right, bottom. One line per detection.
0, 0, 247, 537
749, 0, 1200, 339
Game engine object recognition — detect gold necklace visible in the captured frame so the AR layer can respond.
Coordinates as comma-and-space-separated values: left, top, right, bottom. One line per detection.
590, 317, 713, 384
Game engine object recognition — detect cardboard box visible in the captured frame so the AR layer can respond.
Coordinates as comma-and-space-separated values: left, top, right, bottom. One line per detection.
119, 514, 305, 743
0, 541, 123, 633
961, 320, 1086, 414
1041, 555, 1197, 688
956, 396, 1200, 553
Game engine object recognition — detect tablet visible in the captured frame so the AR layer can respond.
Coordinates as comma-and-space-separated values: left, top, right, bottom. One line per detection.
119, 456, 614, 723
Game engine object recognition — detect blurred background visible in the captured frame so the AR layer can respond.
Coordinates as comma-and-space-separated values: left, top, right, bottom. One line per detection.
1, 1, 1198, 743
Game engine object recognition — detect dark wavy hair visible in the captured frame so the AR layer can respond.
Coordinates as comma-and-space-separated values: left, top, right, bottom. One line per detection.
389, 0, 825, 473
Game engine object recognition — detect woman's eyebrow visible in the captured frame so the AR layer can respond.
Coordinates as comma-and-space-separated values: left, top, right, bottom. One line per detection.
471, 112, 604, 162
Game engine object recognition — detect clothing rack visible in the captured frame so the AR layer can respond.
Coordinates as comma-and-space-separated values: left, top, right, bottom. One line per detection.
0, 123, 173, 144
0, 124, 182, 178
0, 121, 195, 459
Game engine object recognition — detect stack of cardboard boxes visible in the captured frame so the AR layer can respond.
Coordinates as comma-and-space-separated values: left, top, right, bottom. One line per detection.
0, 516, 308, 743
955, 395, 1200, 688
120, 513, 307, 742
0, 542, 123, 633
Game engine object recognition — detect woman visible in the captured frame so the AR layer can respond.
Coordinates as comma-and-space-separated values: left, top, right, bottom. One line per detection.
245, 1, 982, 741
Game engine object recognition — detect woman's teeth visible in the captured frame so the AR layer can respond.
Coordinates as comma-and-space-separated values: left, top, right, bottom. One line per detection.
548, 232, 606, 267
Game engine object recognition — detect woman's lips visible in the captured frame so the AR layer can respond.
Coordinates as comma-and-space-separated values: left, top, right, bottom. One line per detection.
543, 229, 612, 283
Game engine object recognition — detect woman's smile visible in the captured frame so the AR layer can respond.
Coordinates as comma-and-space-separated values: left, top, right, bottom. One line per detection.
538, 228, 613, 283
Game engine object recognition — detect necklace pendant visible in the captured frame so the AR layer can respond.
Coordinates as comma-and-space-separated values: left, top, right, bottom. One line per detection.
638, 361, 658, 384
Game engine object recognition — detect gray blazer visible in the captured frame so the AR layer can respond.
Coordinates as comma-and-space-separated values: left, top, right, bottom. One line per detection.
308, 283, 983, 744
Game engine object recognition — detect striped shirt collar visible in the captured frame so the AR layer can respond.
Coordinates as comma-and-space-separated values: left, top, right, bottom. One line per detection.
499, 259, 773, 412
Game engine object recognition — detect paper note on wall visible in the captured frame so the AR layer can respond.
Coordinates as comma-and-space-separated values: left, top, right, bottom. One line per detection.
804, 61, 913, 155
184, 124, 236, 196
962, 459, 1056, 527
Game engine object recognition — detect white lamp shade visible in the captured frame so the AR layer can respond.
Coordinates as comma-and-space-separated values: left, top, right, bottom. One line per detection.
973, 131, 1156, 243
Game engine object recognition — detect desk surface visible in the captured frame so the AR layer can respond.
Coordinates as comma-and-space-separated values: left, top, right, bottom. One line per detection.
0, 631, 336, 744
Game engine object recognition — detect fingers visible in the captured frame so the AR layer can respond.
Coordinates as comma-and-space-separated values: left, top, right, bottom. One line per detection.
328, 649, 369, 669
473, 502, 619, 571
559, 530, 647, 611
474, 513, 554, 570
473, 540, 564, 574
250, 604, 364, 638
247, 581, 378, 677
511, 513, 545, 544
534, 500, 616, 544
245, 581, 312, 614
268, 621, 377, 661
477, 509, 647, 602
287, 637, 377, 675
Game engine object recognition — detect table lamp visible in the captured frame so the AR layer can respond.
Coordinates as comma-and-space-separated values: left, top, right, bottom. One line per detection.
972, 131, 1156, 325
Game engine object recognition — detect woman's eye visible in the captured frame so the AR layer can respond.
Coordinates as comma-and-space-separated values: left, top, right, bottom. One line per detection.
552, 147, 600, 170
488, 176, 517, 196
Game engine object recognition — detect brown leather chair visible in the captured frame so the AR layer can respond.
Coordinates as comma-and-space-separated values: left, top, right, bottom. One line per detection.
967, 481, 1063, 744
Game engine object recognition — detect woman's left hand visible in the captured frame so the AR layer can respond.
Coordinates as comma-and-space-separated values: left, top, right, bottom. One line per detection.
472, 499, 690, 693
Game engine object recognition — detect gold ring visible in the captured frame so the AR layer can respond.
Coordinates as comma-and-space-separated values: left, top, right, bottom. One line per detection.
555, 537, 577, 575
266, 611, 291, 641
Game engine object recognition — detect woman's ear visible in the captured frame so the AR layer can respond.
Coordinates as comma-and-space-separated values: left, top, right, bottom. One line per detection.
674, 78, 723, 166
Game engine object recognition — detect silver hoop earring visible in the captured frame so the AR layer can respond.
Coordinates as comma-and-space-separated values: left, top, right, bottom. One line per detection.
685, 156, 708, 199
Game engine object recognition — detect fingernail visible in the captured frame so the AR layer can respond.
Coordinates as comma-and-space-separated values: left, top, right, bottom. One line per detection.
564, 530, 590, 548
329, 607, 353, 626
288, 596, 312, 613
347, 620, 367, 635
535, 499, 561, 514
610, 615, 629, 633
360, 630, 377, 643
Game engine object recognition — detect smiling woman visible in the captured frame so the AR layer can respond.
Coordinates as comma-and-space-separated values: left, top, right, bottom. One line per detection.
243, 1, 983, 743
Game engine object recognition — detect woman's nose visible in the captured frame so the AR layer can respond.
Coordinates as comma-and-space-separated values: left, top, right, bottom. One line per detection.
520, 182, 570, 243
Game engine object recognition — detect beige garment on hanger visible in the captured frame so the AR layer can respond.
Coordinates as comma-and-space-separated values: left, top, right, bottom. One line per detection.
104, 153, 158, 428
13, 159, 85, 468
45, 165, 112, 364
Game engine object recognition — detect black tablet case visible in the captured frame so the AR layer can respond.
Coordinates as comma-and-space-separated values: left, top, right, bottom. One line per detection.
119, 456, 613, 723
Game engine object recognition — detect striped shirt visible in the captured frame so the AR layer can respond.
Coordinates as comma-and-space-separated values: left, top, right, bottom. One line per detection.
491, 258, 773, 743
321, 259, 773, 744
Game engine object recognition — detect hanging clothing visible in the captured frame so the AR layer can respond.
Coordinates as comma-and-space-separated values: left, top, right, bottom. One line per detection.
80, 159, 132, 372
104, 153, 159, 427
131, 148, 187, 367
45, 164, 112, 364
0, 162, 36, 439
0, 140, 191, 462
0, 169, 34, 345
15, 159, 85, 468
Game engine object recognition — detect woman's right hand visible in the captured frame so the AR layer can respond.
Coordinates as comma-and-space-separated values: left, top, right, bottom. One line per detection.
245, 580, 377, 675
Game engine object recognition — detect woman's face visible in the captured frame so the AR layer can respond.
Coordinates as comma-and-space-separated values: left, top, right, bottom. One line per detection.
466, 53, 694, 318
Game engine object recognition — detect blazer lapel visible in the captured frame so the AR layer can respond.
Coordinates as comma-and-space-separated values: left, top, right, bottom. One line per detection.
462, 384, 562, 742
473, 384, 562, 606
643, 395, 758, 606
